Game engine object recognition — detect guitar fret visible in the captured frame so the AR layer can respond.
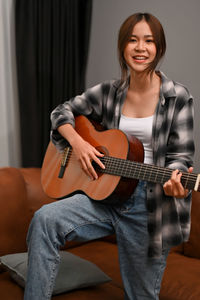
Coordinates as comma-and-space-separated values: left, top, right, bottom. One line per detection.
126, 161, 133, 177
147, 167, 152, 182
183, 173, 189, 189
130, 161, 137, 179
154, 168, 158, 182
161, 169, 166, 184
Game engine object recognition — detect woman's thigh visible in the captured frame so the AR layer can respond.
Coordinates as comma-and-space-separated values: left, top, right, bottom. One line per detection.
31, 193, 116, 244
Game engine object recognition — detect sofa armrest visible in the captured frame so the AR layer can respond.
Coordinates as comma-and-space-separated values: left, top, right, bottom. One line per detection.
19, 168, 55, 218
0, 168, 29, 255
0, 167, 55, 256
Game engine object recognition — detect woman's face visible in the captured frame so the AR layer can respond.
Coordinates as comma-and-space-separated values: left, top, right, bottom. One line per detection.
123, 20, 157, 74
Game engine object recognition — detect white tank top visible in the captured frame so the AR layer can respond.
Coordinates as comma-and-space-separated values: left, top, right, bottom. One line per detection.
119, 114, 154, 164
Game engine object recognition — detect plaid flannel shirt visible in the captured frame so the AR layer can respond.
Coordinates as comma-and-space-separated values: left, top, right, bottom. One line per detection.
51, 71, 195, 257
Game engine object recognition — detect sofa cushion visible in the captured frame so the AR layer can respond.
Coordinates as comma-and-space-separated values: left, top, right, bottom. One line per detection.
0, 251, 111, 295
160, 252, 200, 300
0, 168, 30, 255
184, 191, 200, 259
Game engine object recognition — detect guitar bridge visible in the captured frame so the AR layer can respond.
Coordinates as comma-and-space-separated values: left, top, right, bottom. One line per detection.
58, 147, 71, 178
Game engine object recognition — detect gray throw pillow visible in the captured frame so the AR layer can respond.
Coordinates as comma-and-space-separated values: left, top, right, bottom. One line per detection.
0, 251, 111, 295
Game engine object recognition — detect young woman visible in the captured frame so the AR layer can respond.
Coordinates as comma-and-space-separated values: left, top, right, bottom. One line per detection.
24, 13, 194, 300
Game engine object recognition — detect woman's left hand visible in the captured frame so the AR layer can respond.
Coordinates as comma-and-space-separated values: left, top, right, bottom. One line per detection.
163, 167, 193, 198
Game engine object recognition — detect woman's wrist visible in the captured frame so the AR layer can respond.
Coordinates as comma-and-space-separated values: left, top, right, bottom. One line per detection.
58, 123, 81, 146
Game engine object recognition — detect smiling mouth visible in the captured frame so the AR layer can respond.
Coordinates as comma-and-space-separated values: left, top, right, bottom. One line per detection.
133, 56, 148, 61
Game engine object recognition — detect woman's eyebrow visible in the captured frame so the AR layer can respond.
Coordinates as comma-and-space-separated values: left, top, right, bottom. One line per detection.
131, 34, 153, 38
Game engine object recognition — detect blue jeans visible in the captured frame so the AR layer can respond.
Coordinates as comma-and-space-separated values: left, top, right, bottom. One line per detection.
24, 181, 169, 300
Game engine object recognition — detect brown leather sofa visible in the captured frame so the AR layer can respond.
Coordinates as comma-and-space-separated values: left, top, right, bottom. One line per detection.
0, 167, 200, 300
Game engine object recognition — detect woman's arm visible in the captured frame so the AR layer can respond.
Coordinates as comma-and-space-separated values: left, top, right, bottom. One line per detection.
58, 123, 105, 180
163, 95, 195, 198
50, 82, 106, 151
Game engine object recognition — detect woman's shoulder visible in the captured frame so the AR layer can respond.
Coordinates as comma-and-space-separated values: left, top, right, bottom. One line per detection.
88, 78, 121, 89
159, 71, 193, 102
172, 80, 193, 101
85, 78, 121, 95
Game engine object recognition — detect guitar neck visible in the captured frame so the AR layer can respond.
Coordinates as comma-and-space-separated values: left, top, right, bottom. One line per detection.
98, 156, 200, 192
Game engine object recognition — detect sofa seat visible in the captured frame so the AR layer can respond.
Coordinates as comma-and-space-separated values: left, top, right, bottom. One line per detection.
160, 252, 200, 300
0, 239, 124, 300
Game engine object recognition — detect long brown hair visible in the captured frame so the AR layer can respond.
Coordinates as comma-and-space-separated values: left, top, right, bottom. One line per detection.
118, 13, 166, 84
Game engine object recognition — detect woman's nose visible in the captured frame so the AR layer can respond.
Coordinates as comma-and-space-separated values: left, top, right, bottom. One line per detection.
135, 41, 145, 51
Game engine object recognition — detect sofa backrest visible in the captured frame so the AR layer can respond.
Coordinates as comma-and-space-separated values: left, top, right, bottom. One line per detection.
1, 167, 199, 258
183, 191, 200, 258
0, 167, 116, 256
0, 167, 29, 255
0, 167, 54, 256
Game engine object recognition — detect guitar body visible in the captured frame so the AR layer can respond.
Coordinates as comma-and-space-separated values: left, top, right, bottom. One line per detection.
41, 116, 144, 202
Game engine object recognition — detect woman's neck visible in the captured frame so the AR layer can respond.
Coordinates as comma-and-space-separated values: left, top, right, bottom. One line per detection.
129, 70, 160, 92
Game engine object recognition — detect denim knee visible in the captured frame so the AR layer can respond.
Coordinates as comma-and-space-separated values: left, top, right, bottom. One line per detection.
27, 204, 65, 249
32, 205, 53, 230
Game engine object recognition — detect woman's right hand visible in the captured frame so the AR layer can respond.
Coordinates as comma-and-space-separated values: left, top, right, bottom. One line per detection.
71, 135, 105, 180
58, 123, 105, 180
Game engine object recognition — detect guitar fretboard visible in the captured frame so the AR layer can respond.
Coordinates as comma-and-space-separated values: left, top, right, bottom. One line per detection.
97, 156, 199, 192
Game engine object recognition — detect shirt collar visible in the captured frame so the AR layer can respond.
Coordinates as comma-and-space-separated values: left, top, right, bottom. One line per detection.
157, 71, 177, 99
115, 70, 177, 104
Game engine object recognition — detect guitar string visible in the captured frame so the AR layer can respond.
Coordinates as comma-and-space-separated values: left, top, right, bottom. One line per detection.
64, 149, 198, 184
103, 161, 197, 191
63, 149, 197, 186
100, 156, 197, 182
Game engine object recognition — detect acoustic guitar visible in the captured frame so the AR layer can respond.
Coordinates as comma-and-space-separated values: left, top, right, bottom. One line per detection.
41, 115, 200, 202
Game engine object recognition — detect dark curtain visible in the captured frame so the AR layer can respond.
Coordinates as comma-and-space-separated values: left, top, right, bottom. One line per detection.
15, 0, 92, 167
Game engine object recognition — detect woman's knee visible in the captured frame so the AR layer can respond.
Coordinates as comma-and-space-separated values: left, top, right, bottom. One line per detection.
33, 204, 54, 226
28, 204, 60, 240
27, 204, 65, 247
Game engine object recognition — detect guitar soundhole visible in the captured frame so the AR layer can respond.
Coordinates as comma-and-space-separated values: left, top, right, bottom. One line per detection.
96, 146, 109, 156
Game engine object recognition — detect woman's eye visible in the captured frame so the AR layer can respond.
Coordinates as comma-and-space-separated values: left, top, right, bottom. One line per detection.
146, 39, 154, 43
129, 38, 137, 42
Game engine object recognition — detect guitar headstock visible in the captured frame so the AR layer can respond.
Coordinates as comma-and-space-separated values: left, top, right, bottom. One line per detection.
194, 174, 200, 192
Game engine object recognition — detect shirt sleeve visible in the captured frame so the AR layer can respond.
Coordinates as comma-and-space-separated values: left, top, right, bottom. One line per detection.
50, 82, 110, 150
165, 95, 195, 172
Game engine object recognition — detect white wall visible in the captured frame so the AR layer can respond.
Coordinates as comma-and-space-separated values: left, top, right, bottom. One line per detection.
0, 0, 21, 167
86, 0, 200, 172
